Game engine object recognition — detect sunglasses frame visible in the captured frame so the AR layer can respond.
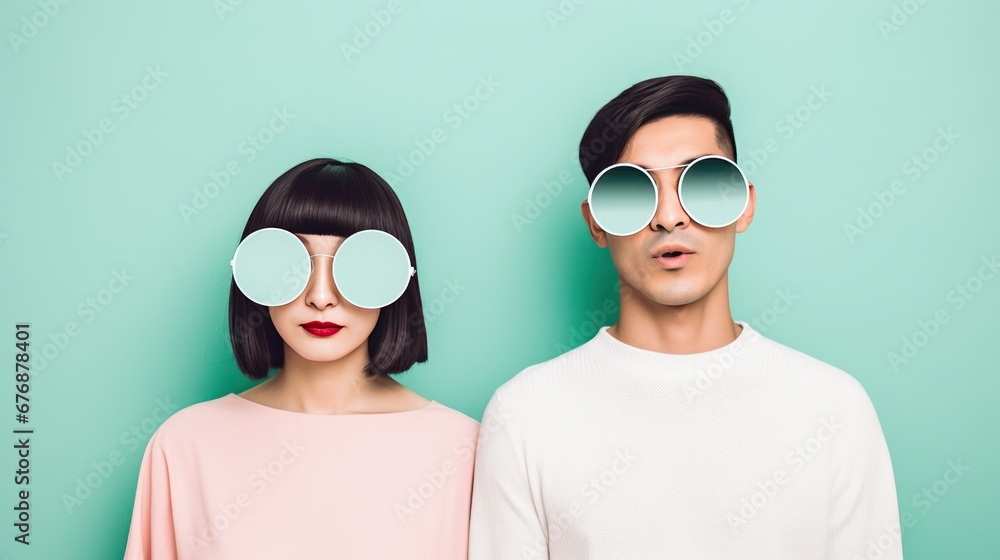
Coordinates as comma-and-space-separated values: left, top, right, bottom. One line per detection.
230, 227, 416, 309
588, 154, 750, 235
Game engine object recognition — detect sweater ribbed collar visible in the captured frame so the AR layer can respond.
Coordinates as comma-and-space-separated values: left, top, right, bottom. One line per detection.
588, 320, 764, 379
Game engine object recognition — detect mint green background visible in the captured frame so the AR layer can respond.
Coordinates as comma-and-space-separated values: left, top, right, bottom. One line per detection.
1, 0, 996, 557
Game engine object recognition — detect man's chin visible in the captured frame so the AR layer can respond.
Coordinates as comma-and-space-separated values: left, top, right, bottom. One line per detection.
636, 285, 706, 308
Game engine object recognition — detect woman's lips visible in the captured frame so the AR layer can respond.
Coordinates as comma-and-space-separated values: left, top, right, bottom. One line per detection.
300, 322, 343, 337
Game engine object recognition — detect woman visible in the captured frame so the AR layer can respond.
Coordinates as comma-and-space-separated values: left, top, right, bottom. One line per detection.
123, 158, 479, 559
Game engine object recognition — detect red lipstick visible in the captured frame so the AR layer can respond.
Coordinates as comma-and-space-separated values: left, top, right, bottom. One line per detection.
300, 321, 343, 337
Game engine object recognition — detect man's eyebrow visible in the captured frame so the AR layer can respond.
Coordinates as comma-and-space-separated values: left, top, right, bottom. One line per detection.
636, 153, 712, 169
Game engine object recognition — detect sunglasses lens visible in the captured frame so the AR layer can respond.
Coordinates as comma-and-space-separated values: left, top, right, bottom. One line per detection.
679, 157, 749, 228
334, 230, 412, 309
590, 165, 658, 236
231, 228, 310, 306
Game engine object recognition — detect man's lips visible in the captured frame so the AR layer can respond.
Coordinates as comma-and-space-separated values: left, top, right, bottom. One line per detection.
654, 252, 693, 269
651, 243, 695, 269
650, 243, 695, 259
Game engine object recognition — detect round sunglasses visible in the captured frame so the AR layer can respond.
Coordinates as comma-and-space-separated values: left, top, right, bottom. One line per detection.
230, 228, 415, 309
588, 154, 750, 236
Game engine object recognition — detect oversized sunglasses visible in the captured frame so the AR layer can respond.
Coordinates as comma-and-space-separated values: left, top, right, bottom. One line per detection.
587, 154, 750, 236
230, 227, 415, 309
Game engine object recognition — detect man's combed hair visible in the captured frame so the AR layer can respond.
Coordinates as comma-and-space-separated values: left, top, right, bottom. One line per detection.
578, 75, 738, 184
228, 158, 428, 380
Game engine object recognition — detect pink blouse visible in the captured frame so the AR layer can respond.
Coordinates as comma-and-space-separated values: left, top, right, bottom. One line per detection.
122, 393, 479, 559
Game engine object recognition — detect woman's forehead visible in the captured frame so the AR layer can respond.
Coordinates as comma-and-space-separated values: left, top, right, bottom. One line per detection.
293, 233, 347, 251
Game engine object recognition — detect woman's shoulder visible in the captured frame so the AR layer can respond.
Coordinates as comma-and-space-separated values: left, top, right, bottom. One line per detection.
388, 383, 478, 433
424, 399, 478, 427
146, 393, 240, 445
402, 400, 480, 464
413, 399, 480, 443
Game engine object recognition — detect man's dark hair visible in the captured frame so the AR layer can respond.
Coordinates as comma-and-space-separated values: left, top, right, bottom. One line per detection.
578, 75, 737, 184
228, 158, 427, 380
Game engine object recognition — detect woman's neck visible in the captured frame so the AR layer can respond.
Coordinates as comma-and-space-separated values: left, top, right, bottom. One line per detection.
239, 343, 425, 414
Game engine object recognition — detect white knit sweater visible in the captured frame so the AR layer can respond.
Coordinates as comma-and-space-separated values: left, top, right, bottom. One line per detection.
469, 321, 903, 559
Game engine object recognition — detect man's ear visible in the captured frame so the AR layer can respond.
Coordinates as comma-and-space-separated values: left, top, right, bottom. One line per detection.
581, 199, 608, 248
735, 181, 756, 234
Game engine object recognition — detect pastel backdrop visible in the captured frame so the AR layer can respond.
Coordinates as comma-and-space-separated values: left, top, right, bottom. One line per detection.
1, 0, 995, 557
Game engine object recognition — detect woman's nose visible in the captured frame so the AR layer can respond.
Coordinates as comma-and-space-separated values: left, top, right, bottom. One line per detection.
303, 255, 341, 309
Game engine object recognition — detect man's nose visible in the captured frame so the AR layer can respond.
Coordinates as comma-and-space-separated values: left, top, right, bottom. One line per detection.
648, 170, 691, 232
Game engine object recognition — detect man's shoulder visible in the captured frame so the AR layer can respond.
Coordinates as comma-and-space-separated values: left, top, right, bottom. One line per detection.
476, 346, 587, 440
489, 340, 595, 410
755, 332, 871, 402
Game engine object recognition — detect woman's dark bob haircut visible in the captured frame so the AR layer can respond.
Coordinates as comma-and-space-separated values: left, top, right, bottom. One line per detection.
578, 75, 737, 184
228, 158, 427, 380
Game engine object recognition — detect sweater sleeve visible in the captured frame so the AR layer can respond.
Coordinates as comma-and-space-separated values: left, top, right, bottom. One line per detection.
122, 428, 177, 560
468, 389, 549, 559
827, 380, 904, 559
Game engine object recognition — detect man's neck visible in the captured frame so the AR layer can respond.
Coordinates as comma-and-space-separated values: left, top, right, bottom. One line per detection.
608, 277, 741, 355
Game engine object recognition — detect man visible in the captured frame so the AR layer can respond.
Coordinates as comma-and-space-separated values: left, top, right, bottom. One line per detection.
468, 76, 903, 559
